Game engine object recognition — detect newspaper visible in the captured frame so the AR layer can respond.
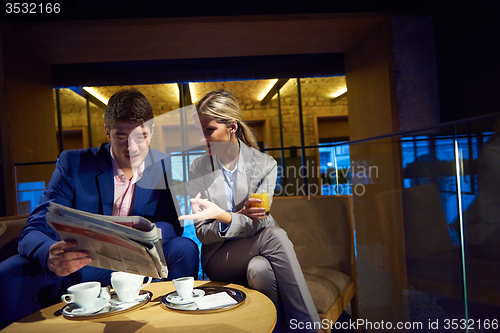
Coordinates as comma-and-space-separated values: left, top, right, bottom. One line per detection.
46, 202, 168, 279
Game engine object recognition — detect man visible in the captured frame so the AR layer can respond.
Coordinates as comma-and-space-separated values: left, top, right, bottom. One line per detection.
0, 89, 199, 327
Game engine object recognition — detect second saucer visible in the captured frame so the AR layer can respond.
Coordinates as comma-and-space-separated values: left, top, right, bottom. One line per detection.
165, 289, 205, 305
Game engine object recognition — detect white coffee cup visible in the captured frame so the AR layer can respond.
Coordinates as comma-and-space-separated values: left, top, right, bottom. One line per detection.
61, 281, 101, 309
172, 276, 194, 300
111, 272, 152, 303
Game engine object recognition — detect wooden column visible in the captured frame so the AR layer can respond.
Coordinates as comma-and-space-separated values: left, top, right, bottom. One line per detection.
0, 26, 58, 216
344, 15, 408, 328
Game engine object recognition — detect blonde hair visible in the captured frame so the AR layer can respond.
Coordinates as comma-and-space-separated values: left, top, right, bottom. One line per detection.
196, 89, 259, 149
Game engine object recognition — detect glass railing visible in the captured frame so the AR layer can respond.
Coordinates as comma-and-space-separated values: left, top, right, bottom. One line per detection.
265, 113, 500, 332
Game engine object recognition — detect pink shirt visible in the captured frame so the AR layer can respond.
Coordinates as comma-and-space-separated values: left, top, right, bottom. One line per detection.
111, 155, 145, 216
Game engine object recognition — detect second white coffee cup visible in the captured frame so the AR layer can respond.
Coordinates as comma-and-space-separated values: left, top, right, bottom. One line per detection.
61, 281, 101, 309
172, 276, 194, 300
111, 272, 152, 303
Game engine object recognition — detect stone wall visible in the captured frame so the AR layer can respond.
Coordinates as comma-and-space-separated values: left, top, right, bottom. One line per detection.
237, 78, 348, 159
55, 85, 180, 148
55, 78, 348, 151
239, 93, 347, 158
54, 89, 107, 147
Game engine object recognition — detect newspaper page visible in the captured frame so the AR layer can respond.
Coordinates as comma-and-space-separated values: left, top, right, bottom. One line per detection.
46, 202, 168, 278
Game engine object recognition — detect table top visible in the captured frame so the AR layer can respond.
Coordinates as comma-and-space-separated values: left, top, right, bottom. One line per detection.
4, 281, 277, 333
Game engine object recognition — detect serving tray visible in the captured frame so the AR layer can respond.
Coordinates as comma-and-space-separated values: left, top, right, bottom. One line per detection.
62, 290, 152, 320
161, 286, 246, 313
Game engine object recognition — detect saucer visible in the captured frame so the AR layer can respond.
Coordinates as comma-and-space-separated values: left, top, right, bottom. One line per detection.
165, 289, 205, 305
109, 292, 150, 307
62, 298, 108, 316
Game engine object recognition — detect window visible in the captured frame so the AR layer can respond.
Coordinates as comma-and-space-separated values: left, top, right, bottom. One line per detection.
17, 181, 45, 215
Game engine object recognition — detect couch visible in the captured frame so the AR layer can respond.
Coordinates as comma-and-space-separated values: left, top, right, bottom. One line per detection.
0, 196, 359, 332
271, 195, 359, 332
0, 215, 28, 263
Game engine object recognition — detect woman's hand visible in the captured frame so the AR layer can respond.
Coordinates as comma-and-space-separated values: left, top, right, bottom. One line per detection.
178, 193, 230, 223
238, 198, 267, 219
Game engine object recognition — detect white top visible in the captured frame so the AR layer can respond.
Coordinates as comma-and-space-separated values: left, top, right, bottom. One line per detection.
110, 155, 145, 216
217, 149, 242, 233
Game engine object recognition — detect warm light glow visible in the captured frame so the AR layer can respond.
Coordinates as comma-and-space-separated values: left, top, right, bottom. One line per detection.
275, 79, 295, 98
331, 87, 348, 99
257, 79, 279, 101
83, 87, 109, 105
189, 82, 200, 104
166, 83, 180, 104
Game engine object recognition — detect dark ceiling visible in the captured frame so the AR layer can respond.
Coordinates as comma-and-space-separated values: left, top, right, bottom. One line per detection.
2, 0, 499, 122
2, 1, 437, 24
52, 53, 345, 88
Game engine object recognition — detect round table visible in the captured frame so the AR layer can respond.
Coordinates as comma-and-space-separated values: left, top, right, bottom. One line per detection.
3, 281, 277, 333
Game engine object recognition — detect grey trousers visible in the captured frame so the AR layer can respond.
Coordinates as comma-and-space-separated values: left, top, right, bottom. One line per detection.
204, 226, 320, 333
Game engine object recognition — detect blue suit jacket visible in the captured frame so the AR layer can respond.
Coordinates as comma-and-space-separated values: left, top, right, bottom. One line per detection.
18, 143, 182, 274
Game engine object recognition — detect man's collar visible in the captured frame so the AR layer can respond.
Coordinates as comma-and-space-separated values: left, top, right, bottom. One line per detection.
110, 151, 145, 183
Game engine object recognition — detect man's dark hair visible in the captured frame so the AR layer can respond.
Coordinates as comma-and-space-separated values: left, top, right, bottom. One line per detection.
104, 89, 154, 129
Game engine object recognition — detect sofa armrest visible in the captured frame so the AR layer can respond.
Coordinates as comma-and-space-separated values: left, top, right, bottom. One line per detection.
0, 215, 28, 262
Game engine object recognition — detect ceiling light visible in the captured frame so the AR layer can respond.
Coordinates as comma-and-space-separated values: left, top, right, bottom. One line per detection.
331, 87, 347, 99
83, 87, 109, 105
257, 79, 279, 101
260, 79, 290, 105
188, 83, 199, 103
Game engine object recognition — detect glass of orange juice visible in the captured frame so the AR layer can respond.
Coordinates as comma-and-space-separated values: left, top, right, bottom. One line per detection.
251, 192, 270, 214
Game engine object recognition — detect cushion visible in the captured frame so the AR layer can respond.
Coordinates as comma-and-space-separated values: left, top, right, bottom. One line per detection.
302, 267, 351, 313
271, 196, 354, 314
271, 197, 351, 273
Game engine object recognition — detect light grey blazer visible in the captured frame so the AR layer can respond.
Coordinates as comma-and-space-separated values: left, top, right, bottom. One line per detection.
186, 140, 279, 269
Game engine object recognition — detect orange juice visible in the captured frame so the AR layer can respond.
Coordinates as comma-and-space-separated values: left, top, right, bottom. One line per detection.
251, 193, 270, 213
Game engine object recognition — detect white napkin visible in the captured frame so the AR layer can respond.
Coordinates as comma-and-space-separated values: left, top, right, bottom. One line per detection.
194, 292, 238, 310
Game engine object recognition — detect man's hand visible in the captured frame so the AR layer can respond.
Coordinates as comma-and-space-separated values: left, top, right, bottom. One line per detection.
47, 240, 92, 276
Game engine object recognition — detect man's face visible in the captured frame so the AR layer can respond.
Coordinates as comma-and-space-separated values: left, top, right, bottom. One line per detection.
106, 121, 154, 171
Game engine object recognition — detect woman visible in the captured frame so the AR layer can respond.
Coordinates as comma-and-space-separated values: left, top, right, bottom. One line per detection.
179, 90, 322, 333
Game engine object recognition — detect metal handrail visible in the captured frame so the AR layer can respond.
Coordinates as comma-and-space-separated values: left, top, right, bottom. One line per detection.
262, 112, 500, 152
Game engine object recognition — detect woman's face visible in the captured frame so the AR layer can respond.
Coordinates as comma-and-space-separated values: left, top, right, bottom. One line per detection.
198, 114, 237, 156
